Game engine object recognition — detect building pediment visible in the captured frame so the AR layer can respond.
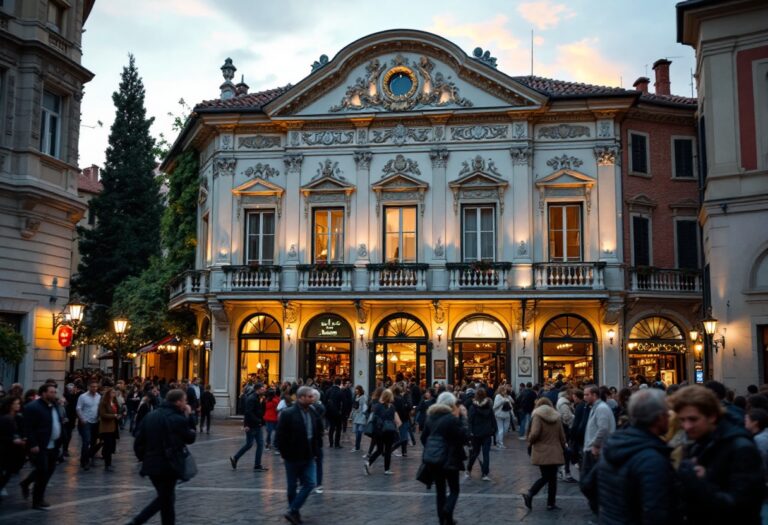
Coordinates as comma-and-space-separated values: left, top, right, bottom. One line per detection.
535, 169, 596, 189
264, 30, 546, 117
371, 172, 429, 217
625, 193, 658, 211
449, 171, 509, 214
232, 177, 285, 197
300, 160, 356, 217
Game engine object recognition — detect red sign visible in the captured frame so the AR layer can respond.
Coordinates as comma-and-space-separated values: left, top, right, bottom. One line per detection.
58, 325, 74, 347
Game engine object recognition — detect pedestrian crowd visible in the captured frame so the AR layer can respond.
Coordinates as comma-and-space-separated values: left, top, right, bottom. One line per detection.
2, 372, 768, 525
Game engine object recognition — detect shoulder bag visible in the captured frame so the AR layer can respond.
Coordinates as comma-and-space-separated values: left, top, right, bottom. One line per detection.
163, 413, 197, 482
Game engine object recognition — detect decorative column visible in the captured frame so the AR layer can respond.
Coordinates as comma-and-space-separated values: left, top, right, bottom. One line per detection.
430, 148, 449, 290
510, 138, 533, 289
282, 154, 303, 291
207, 302, 232, 416
594, 144, 620, 261
353, 150, 372, 291
212, 156, 236, 267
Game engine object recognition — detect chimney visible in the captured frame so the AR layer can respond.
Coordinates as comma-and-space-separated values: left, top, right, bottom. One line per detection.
633, 76, 651, 94
219, 58, 236, 100
82, 164, 99, 182
652, 59, 671, 96
235, 75, 249, 96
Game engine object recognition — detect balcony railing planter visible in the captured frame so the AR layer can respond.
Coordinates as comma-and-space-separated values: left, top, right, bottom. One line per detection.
168, 270, 209, 300
297, 263, 354, 291
446, 261, 512, 290
629, 267, 701, 293
222, 264, 282, 291
534, 262, 606, 289
367, 262, 429, 291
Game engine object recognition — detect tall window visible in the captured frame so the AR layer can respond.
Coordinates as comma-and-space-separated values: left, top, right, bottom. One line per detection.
548, 204, 582, 262
462, 205, 495, 261
313, 208, 344, 263
632, 216, 651, 266
40, 91, 61, 158
245, 210, 275, 264
47, 1, 65, 33
384, 206, 416, 262
201, 213, 211, 265
630, 132, 649, 175
675, 219, 699, 269
673, 138, 695, 178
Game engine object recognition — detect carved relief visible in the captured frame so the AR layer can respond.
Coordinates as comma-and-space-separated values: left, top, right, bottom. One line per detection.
20, 217, 41, 239
283, 154, 304, 173
313, 159, 346, 181
458, 155, 501, 177
238, 135, 281, 149
429, 148, 449, 168
518, 240, 528, 256
434, 237, 444, 258
288, 244, 297, 259
371, 123, 431, 146
512, 122, 527, 139
538, 124, 591, 139
221, 135, 233, 150
301, 130, 354, 146
382, 154, 420, 177
598, 121, 612, 138
546, 155, 583, 171
509, 146, 532, 165
357, 129, 368, 145
593, 145, 620, 166
244, 163, 280, 180
450, 125, 508, 141
357, 243, 368, 258
353, 150, 373, 170
290, 132, 300, 147
213, 158, 236, 179
198, 178, 209, 205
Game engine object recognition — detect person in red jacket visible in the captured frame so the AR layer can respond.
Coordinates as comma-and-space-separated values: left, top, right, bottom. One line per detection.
264, 389, 279, 449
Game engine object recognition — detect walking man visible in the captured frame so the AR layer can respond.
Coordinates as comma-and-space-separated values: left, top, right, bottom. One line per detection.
276, 385, 323, 525
230, 383, 268, 471
75, 380, 100, 470
21, 383, 62, 509
127, 389, 196, 525
581, 384, 615, 511
325, 378, 344, 448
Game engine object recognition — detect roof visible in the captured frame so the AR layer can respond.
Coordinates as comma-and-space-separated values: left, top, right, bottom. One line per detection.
77, 172, 102, 194
194, 85, 292, 112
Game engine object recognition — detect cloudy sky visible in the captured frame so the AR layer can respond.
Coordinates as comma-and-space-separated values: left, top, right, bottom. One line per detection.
78, 0, 696, 169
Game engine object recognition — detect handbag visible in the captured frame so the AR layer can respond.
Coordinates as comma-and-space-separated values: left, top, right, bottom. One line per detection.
364, 412, 379, 437
381, 418, 398, 435
163, 414, 198, 482
416, 462, 434, 488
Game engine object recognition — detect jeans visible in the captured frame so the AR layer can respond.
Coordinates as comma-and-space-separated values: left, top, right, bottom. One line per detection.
467, 436, 491, 476
78, 422, 99, 467
581, 451, 599, 512
431, 466, 460, 525
284, 460, 316, 513
519, 412, 531, 436
528, 464, 558, 506
398, 421, 410, 454
354, 423, 365, 450
101, 432, 117, 467
495, 416, 510, 445
233, 426, 264, 467
22, 447, 57, 505
265, 421, 277, 446
368, 434, 394, 471
133, 474, 177, 525
315, 447, 323, 486
200, 411, 212, 433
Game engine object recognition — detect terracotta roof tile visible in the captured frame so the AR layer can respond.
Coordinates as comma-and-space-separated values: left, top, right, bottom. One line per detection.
77, 173, 102, 194
513, 75, 633, 98
194, 85, 292, 111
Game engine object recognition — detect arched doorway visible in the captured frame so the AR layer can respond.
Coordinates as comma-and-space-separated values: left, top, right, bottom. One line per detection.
371, 314, 430, 391
300, 313, 354, 382
451, 315, 509, 388
627, 316, 687, 385
238, 314, 281, 401
540, 314, 597, 384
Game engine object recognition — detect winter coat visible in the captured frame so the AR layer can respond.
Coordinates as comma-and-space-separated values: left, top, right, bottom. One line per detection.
678, 418, 764, 524
351, 394, 368, 425
493, 394, 513, 419
340, 387, 353, 417
0, 413, 25, 473
416, 397, 435, 429
394, 394, 412, 424
468, 398, 497, 438
243, 392, 265, 428
597, 426, 680, 525
420, 403, 469, 471
275, 404, 323, 463
527, 404, 566, 466
201, 391, 216, 414
98, 400, 119, 434
556, 392, 574, 428
324, 385, 343, 419
584, 400, 616, 452
133, 402, 196, 477
519, 388, 537, 414
23, 398, 61, 451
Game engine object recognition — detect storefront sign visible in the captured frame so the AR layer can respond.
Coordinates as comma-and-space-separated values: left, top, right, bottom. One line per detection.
58, 325, 73, 347
306, 315, 352, 339
695, 367, 704, 384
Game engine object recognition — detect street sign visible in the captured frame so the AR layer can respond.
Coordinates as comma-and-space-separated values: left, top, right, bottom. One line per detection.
58, 325, 74, 347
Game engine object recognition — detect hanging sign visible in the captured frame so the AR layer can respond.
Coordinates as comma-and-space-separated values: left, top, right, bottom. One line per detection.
58, 325, 74, 347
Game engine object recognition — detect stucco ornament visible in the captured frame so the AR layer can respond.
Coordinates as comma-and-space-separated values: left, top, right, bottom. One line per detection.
243, 163, 280, 180
538, 124, 591, 139
451, 125, 508, 141
301, 130, 354, 146
313, 159, 346, 181
546, 155, 583, 171
288, 244, 297, 259
472, 47, 498, 68
593, 145, 620, 166
330, 56, 472, 112
434, 237, 445, 258
382, 154, 421, 177
357, 243, 368, 257
239, 135, 281, 149
371, 123, 431, 146
458, 155, 502, 177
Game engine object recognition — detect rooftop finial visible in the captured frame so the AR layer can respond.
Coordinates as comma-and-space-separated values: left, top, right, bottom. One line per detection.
219, 58, 237, 100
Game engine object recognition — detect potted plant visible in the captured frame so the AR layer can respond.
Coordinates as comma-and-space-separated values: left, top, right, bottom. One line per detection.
0, 324, 27, 365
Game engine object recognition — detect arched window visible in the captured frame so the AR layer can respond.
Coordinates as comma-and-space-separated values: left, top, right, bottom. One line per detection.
372, 314, 429, 390
628, 316, 687, 385
238, 314, 281, 401
300, 314, 353, 382
451, 315, 508, 388
540, 314, 596, 384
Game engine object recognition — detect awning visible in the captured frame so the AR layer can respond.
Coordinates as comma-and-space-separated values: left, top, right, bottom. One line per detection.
138, 335, 176, 354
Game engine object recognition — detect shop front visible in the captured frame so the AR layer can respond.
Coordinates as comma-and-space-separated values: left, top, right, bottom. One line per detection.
370, 313, 430, 391
627, 316, 687, 385
139, 335, 180, 381
450, 315, 509, 388
539, 314, 597, 385
238, 314, 282, 400
300, 313, 354, 382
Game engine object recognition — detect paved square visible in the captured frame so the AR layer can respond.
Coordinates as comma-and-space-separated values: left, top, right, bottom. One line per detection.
0, 421, 594, 524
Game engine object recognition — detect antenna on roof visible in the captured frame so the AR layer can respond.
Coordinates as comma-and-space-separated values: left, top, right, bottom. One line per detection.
530, 29, 534, 76
690, 68, 695, 98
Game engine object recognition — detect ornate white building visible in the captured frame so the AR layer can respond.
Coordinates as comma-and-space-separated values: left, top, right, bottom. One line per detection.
164, 30, 700, 415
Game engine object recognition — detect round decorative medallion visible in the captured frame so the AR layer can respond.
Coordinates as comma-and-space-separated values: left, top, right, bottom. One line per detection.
382, 66, 418, 100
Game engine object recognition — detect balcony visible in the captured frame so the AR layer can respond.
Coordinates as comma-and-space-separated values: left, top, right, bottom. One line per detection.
169, 270, 209, 301
629, 267, 701, 294
534, 262, 606, 289
446, 262, 512, 290
297, 264, 354, 291
367, 263, 428, 291
222, 265, 281, 291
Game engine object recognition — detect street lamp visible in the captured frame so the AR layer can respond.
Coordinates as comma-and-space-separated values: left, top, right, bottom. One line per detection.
436, 326, 443, 343
52, 299, 86, 334
701, 312, 724, 353
113, 318, 129, 381
607, 328, 615, 345
358, 326, 365, 343
521, 329, 529, 351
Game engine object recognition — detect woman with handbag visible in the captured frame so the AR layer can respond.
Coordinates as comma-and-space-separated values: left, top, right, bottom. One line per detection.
364, 388, 401, 476
351, 385, 368, 453
420, 392, 468, 525
98, 388, 121, 472
493, 385, 514, 449
363, 387, 383, 459
522, 397, 566, 511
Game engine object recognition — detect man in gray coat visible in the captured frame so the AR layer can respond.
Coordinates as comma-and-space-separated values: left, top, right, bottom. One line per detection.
581, 384, 615, 511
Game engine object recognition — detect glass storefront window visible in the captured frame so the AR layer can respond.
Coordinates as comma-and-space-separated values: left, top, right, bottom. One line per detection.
238, 314, 282, 401
372, 314, 429, 391
627, 316, 687, 385
452, 316, 508, 388
540, 315, 596, 384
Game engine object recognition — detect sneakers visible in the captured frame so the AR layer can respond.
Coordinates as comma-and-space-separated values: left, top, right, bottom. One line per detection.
393, 451, 402, 457
363, 462, 370, 476
253, 465, 269, 472
482, 475, 491, 481
464, 471, 471, 479
362, 453, 369, 459
314, 485, 324, 494
32, 500, 51, 510
518, 436, 527, 441
496, 444, 506, 449
522, 492, 532, 510
229, 456, 237, 470
384, 470, 393, 475
350, 448, 360, 453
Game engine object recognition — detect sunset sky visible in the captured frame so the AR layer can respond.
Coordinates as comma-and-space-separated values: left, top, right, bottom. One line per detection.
78, 0, 696, 168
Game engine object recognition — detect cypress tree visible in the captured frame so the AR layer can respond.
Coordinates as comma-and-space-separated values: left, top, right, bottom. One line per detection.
74, 54, 162, 329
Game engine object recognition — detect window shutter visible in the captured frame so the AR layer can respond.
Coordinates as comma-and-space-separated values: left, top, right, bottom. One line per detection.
674, 139, 694, 178
631, 134, 648, 174
676, 220, 698, 269
632, 216, 650, 266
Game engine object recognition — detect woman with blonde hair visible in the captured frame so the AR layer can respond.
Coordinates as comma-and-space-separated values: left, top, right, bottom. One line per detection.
98, 387, 121, 471
364, 388, 401, 476
522, 397, 566, 511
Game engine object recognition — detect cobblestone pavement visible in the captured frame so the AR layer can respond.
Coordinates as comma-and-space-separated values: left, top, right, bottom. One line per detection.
0, 421, 594, 524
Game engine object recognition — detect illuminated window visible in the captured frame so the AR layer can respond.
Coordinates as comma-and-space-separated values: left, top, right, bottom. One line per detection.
462, 205, 495, 262
245, 210, 275, 264
548, 204, 582, 262
384, 206, 417, 262
313, 208, 344, 263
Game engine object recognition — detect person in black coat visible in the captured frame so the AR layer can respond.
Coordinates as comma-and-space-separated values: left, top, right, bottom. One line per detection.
340, 381, 353, 435
421, 392, 469, 525
596, 388, 680, 524
324, 379, 344, 448
199, 385, 216, 434
672, 385, 764, 524
21, 383, 62, 509
0, 396, 26, 498
466, 388, 497, 480
570, 390, 588, 465
128, 388, 196, 525
275, 386, 323, 525
230, 383, 267, 471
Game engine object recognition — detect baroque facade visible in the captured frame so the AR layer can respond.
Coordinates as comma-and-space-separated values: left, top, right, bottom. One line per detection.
0, 0, 94, 387
164, 30, 700, 415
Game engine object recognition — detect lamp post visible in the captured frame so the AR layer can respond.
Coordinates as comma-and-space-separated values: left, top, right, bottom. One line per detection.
113, 318, 129, 382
